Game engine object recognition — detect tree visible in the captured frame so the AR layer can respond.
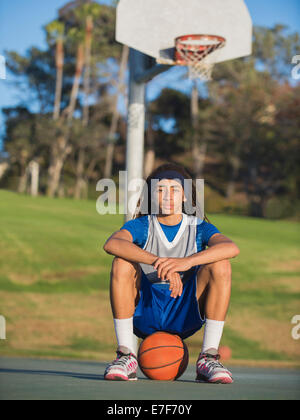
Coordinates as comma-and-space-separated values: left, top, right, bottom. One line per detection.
4, 1, 120, 198
2, 107, 40, 193
103, 44, 129, 179
190, 80, 215, 179
253, 24, 300, 82
57, 1, 122, 197
148, 88, 190, 157
206, 25, 300, 216
45, 20, 65, 121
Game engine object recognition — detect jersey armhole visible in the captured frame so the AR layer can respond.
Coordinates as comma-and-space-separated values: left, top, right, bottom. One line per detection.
142, 215, 150, 250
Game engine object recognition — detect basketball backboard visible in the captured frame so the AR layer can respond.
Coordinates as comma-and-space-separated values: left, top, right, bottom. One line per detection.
116, 0, 252, 66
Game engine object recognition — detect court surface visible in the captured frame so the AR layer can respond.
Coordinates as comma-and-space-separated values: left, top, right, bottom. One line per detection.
0, 357, 299, 400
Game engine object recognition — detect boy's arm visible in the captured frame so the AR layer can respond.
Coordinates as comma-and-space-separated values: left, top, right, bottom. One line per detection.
104, 229, 183, 298
103, 229, 158, 265
154, 233, 240, 281
188, 233, 240, 267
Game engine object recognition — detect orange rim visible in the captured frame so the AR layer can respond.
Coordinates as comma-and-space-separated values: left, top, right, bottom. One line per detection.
175, 34, 226, 65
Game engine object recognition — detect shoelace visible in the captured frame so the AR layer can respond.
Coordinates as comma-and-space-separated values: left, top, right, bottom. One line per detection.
114, 352, 131, 366
106, 352, 135, 370
198, 354, 226, 371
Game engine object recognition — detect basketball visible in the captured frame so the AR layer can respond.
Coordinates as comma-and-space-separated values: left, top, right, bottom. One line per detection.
137, 331, 189, 380
219, 346, 232, 361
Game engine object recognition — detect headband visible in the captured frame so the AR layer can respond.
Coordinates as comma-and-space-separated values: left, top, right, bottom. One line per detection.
153, 170, 186, 187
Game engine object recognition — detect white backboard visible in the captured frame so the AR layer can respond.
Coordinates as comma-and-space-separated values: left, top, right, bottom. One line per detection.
116, 0, 252, 65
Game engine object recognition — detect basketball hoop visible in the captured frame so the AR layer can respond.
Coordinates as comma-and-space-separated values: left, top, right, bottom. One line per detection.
175, 34, 226, 81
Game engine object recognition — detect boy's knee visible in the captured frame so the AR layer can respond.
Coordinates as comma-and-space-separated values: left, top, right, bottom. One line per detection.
207, 259, 231, 281
111, 257, 140, 283
111, 257, 128, 277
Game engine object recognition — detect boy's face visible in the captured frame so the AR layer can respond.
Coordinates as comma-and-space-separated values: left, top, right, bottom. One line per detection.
155, 179, 186, 215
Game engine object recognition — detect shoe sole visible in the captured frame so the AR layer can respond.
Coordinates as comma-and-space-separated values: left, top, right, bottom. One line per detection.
105, 373, 138, 381
196, 374, 233, 384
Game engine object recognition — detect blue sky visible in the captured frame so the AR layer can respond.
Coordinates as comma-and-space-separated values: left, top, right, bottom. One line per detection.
0, 0, 299, 147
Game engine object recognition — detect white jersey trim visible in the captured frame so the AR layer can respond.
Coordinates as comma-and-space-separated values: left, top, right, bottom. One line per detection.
153, 213, 188, 250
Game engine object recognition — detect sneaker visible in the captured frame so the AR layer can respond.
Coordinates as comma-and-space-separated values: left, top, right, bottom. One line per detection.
196, 348, 233, 384
104, 346, 138, 381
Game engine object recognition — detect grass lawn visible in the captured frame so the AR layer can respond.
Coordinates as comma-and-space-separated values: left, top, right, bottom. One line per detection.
0, 189, 299, 366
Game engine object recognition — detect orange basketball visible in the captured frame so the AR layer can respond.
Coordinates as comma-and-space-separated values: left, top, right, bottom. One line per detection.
219, 345, 232, 361
138, 331, 189, 381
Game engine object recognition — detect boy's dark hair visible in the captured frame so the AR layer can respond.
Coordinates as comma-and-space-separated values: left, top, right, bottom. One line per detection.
133, 161, 210, 223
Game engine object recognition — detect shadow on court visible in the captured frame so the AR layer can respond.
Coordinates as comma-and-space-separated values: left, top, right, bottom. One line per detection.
0, 357, 299, 400
0, 367, 104, 381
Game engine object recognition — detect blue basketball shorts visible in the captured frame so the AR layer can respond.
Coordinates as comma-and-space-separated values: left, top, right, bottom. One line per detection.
133, 266, 205, 339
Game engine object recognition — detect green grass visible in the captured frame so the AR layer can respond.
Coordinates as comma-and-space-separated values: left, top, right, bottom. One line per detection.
220, 327, 290, 361
0, 189, 116, 292
0, 189, 299, 365
69, 335, 113, 352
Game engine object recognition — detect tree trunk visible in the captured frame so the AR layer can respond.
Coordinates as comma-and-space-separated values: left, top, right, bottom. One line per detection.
82, 16, 93, 127
104, 141, 115, 179
58, 180, 65, 198
47, 44, 84, 197
74, 18, 92, 200
144, 149, 155, 179
104, 45, 129, 179
86, 156, 98, 180
245, 162, 265, 218
47, 134, 71, 197
53, 39, 64, 120
226, 154, 241, 198
47, 37, 65, 197
68, 43, 85, 123
18, 165, 29, 194
249, 196, 266, 218
47, 154, 65, 198
74, 147, 88, 199
29, 160, 39, 197
53, 66, 63, 120
0, 162, 9, 181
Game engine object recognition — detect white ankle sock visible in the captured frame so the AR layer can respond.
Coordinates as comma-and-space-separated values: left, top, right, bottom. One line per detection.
113, 317, 138, 355
201, 319, 225, 353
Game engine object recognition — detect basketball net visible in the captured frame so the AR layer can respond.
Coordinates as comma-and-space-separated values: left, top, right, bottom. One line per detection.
175, 35, 226, 81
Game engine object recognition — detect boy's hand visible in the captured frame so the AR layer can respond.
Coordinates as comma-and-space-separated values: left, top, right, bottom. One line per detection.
153, 257, 192, 281
166, 272, 183, 299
